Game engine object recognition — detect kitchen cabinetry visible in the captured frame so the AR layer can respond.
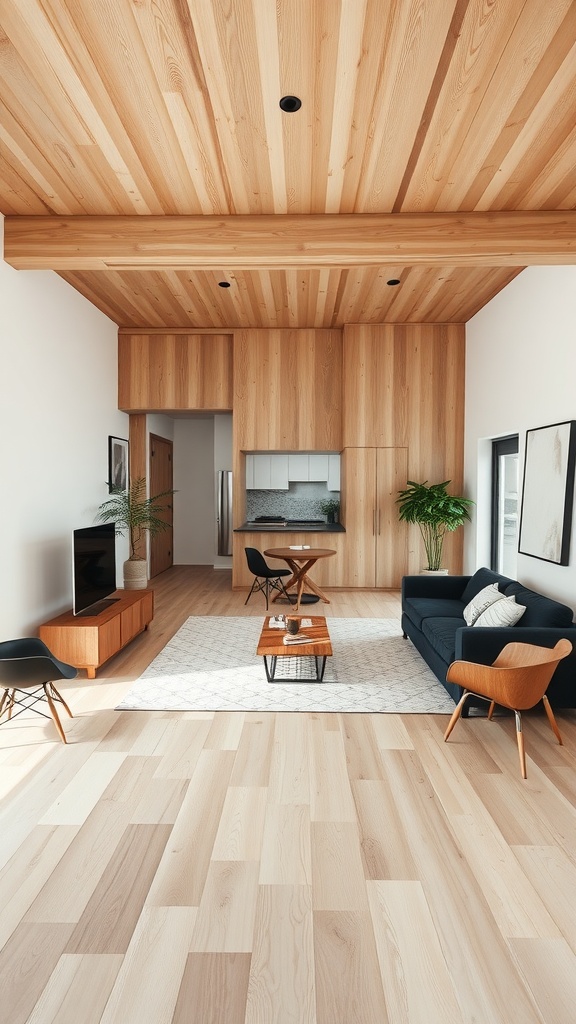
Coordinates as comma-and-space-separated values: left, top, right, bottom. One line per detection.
341, 447, 408, 587
327, 454, 340, 491
247, 453, 340, 489
246, 454, 289, 489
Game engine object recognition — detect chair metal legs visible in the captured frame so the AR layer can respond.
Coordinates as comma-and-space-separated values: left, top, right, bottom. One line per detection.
445, 690, 563, 779
244, 574, 291, 611
0, 682, 73, 744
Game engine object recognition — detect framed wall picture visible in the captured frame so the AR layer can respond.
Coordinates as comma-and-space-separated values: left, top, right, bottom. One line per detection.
108, 436, 129, 492
518, 420, 576, 565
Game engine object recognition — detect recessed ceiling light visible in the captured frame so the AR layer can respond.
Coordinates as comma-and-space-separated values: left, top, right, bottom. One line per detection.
279, 95, 302, 112
387, 279, 401, 286
218, 281, 231, 288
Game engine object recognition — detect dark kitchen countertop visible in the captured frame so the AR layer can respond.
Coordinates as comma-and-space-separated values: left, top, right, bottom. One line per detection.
235, 521, 345, 533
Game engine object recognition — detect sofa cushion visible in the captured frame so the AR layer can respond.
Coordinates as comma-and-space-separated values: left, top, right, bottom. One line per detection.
421, 617, 462, 664
463, 582, 503, 625
473, 594, 526, 627
403, 597, 466, 631
503, 583, 574, 628
460, 567, 515, 605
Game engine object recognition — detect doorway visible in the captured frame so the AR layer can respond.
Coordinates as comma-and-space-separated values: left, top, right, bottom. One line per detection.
491, 434, 519, 577
149, 433, 173, 577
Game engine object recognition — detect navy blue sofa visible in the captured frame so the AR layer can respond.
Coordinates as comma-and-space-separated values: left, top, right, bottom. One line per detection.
401, 567, 576, 707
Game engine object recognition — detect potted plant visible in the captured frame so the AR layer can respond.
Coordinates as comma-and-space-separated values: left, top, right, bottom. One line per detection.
96, 477, 175, 589
318, 498, 340, 524
396, 480, 473, 573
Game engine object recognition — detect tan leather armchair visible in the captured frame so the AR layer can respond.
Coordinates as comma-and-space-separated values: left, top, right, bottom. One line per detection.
444, 639, 572, 778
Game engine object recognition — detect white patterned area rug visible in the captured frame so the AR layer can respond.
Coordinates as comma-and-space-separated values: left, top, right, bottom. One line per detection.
116, 617, 454, 714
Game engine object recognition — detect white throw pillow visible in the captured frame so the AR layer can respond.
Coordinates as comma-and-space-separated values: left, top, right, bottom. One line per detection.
463, 583, 504, 625
473, 595, 526, 628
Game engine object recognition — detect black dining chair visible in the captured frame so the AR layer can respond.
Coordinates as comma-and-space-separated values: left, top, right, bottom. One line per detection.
0, 637, 78, 744
244, 547, 292, 610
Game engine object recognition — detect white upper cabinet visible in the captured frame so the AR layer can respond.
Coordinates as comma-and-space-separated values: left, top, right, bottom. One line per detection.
287, 454, 309, 480
246, 454, 289, 489
308, 454, 330, 480
328, 454, 341, 491
246, 452, 340, 489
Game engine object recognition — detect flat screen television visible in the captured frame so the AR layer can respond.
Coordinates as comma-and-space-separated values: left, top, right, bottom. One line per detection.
72, 523, 118, 616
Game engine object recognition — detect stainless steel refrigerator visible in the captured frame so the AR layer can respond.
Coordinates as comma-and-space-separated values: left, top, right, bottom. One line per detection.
216, 470, 233, 556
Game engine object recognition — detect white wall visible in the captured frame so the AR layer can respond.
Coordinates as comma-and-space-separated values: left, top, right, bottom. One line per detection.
173, 418, 215, 564
172, 414, 233, 567
464, 265, 576, 607
0, 216, 128, 639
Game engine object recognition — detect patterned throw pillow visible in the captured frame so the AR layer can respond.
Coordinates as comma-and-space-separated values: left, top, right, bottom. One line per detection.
473, 595, 526, 628
463, 582, 504, 625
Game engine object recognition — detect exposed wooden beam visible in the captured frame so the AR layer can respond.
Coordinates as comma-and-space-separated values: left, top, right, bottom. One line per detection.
4, 212, 576, 270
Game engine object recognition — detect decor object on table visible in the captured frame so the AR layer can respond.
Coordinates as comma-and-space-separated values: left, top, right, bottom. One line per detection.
108, 436, 129, 493
96, 477, 175, 589
396, 480, 474, 572
318, 498, 340, 524
0, 637, 77, 744
401, 566, 576, 707
518, 420, 576, 565
444, 638, 572, 778
115, 617, 455, 714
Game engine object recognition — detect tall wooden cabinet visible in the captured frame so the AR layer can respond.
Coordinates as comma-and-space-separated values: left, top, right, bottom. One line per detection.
341, 448, 408, 587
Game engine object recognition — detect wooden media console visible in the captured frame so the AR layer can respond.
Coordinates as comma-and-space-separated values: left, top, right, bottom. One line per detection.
39, 589, 154, 678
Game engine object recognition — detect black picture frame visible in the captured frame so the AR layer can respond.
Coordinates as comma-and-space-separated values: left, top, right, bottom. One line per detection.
108, 436, 129, 492
518, 420, 576, 565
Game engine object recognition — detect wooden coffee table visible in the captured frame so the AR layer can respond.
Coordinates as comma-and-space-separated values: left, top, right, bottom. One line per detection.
256, 615, 332, 682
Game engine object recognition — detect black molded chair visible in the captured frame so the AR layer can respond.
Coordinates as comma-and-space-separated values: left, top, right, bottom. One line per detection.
0, 638, 78, 744
244, 547, 291, 610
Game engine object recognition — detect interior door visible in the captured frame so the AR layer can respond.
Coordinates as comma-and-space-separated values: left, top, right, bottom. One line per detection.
149, 433, 173, 578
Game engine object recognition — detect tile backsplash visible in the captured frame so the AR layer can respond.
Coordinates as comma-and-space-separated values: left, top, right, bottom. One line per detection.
247, 481, 338, 520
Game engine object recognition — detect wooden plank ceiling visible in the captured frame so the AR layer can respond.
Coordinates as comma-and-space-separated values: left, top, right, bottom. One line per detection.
1, 0, 575, 328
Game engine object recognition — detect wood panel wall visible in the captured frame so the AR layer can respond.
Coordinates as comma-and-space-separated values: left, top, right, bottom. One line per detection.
118, 332, 233, 411
233, 329, 343, 451
342, 323, 466, 574
117, 322, 465, 584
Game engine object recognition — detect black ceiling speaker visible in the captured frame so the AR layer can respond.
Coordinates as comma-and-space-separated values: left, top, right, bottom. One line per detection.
279, 95, 302, 112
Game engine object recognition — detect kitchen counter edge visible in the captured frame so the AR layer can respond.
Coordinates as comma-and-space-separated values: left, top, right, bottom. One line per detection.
234, 522, 345, 533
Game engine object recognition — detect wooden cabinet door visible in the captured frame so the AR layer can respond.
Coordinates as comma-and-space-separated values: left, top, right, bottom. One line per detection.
375, 447, 408, 588
340, 448, 377, 586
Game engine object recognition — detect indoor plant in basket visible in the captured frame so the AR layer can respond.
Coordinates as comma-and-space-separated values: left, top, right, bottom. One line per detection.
96, 477, 175, 589
396, 480, 473, 573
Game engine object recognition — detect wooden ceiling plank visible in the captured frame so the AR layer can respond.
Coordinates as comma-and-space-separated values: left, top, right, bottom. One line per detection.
189, 0, 272, 213
398, 0, 529, 211
355, 0, 458, 213
462, 13, 576, 210
323, 0, 369, 214
2, 1, 158, 214
438, 0, 576, 210
5, 212, 576, 269
252, 0, 287, 214
278, 0, 317, 214
473, 52, 573, 214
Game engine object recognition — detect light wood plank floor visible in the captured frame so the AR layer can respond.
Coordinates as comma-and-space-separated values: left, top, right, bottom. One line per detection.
2, 566, 576, 1023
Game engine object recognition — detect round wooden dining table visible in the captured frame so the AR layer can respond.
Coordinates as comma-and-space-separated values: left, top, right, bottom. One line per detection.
263, 547, 336, 611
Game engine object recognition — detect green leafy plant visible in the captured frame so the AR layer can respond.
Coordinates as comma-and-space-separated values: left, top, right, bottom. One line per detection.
396, 480, 473, 570
96, 478, 175, 560
318, 498, 340, 521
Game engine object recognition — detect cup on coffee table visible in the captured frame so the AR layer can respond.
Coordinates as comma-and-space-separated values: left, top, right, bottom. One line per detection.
285, 616, 300, 635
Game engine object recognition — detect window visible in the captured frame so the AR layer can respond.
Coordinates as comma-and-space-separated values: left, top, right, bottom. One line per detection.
491, 435, 519, 576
